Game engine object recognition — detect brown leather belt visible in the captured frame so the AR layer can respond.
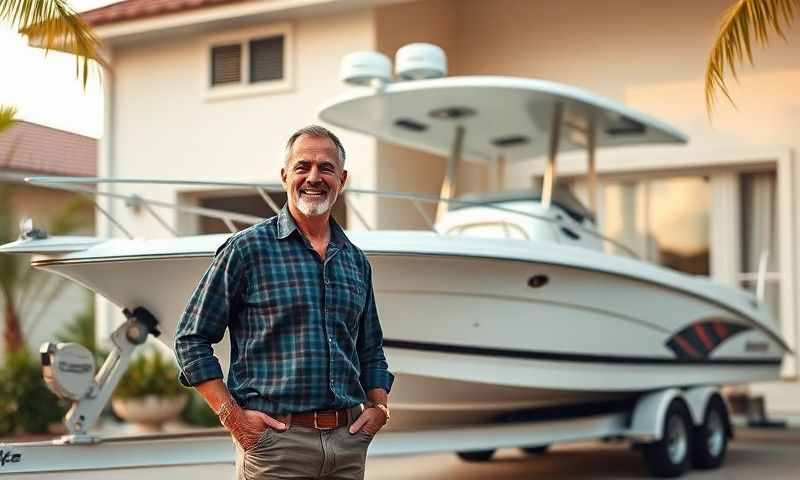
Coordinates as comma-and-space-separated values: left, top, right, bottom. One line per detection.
289, 408, 351, 430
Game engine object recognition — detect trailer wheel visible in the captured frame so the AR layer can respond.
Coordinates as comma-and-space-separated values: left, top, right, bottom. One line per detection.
690, 395, 729, 470
642, 399, 692, 478
456, 449, 495, 462
520, 444, 550, 455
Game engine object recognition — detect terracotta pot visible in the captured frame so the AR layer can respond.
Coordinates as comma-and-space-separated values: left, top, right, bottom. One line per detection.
111, 394, 188, 432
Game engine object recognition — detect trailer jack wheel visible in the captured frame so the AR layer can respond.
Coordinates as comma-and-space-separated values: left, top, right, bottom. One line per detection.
456, 449, 495, 462
641, 399, 692, 478
690, 396, 729, 470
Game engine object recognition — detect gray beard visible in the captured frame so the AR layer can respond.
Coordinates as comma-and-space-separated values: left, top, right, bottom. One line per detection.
296, 192, 335, 217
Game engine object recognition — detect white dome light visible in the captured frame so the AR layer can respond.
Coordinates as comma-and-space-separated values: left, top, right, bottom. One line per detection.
340, 51, 392, 87
395, 43, 447, 81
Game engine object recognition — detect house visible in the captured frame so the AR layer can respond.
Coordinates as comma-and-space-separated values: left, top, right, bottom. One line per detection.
79, 0, 800, 419
0, 120, 96, 357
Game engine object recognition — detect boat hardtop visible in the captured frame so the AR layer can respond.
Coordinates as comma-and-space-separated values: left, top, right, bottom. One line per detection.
318, 75, 688, 163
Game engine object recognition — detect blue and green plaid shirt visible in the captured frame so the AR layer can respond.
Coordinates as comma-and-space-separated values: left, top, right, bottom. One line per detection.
175, 206, 393, 414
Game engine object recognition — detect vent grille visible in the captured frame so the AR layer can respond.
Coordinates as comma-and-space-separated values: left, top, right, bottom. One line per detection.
250, 36, 284, 83
211, 44, 242, 85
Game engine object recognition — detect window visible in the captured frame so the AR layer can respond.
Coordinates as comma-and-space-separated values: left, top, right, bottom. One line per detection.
206, 24, 292, 100
249, 36, 284, 83
601, 176, 710, 275
737, 171, 781, 323
211, 44, 242, 85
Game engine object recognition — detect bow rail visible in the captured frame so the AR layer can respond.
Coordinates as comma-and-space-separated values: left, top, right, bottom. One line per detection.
25, 176, 639, 258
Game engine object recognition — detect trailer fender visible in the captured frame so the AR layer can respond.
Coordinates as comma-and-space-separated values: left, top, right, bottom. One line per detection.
682, 386, 721, 426
627, 388, 684, 442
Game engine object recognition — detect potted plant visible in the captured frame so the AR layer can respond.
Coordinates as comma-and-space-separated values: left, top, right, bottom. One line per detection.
111, 346, 188, 432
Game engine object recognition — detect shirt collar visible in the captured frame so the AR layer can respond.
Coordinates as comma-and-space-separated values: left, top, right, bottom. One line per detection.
277, 204, 348, 250
276, 205, 298, 240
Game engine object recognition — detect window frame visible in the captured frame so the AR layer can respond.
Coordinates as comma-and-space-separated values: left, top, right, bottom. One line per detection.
205, 23, 293, 101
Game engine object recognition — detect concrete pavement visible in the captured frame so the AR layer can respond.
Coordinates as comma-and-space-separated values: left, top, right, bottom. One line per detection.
365, 427, 800, 479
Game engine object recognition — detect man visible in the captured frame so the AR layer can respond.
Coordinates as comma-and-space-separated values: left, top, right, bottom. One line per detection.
175, 125, 393, 480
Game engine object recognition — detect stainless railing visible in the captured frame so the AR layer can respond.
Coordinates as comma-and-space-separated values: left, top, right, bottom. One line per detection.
25, 176, 639, 258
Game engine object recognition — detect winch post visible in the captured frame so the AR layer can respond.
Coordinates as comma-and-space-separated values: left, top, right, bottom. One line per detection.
50, 307, 159, 444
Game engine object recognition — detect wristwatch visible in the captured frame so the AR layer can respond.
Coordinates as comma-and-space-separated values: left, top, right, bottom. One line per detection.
373, 403, 391, 424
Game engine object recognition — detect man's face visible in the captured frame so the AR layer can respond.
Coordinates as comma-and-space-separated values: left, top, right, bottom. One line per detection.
282, 134, 347, 219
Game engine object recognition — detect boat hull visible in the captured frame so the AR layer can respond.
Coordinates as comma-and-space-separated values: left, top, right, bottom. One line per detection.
36, 247, 784, 429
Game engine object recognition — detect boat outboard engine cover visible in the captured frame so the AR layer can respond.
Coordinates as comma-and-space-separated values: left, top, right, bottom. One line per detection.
40, 342, 96, 401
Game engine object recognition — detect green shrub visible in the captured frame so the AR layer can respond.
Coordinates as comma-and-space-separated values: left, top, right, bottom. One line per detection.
0, 351, 65, 435
113, 347, 185, 399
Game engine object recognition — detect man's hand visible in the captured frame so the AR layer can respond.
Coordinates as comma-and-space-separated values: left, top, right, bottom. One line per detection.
218, 398, 287, 450
349, 406, 387, 435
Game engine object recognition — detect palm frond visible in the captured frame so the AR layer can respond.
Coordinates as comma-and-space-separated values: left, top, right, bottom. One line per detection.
0, 0, 108, 88
0, 106, 17, 134
705, 0, 799, 115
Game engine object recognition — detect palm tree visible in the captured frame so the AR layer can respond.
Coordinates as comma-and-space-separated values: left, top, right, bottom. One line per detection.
706, 0, 799, 114
0, 0, 107, 132
0, 107, 92, 355
0, 0, 106, 86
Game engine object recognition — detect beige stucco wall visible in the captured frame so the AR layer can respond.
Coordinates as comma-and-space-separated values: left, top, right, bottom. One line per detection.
448, 0, 800, 174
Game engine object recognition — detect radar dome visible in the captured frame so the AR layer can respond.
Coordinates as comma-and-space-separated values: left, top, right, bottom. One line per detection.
340, 51, 392, 86
395, 43, 447, 80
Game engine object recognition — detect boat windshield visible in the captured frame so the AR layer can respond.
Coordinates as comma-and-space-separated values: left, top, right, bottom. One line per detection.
452, 186, 595, 224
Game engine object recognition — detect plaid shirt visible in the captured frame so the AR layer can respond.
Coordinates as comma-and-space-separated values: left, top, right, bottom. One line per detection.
175, 206, 393, 414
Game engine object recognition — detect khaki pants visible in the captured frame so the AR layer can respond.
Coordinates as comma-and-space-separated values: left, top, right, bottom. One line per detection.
234, 414, 374, 480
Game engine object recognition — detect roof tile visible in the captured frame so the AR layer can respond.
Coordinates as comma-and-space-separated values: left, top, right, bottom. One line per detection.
81, 0, 247, 27
0, 121, 97, 177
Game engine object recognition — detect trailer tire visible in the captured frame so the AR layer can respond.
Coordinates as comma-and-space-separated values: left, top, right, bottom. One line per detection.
690, 395, 729, 470
521, 444, 550, 455
642, 399, 692, 478
456, 449, 495, 462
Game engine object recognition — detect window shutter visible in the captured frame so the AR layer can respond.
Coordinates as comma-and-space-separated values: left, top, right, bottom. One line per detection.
249, 36, 284, 83
211, 44, 242, 85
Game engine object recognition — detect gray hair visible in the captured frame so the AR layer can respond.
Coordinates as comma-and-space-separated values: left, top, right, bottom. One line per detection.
284, 125, 346, 168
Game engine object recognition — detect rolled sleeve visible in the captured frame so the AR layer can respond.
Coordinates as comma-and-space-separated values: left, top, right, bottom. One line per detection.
357, 261, 395, 393
174, 237, 245, 387
178, 355, 224, 387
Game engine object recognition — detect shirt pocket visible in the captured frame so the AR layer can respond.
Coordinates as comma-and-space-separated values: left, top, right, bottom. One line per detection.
241, 289, 275, 332
329, 279, 367, 332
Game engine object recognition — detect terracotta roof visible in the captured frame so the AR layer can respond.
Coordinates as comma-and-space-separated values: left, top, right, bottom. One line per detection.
81, 0, 249, 26
0, 121, 97, 177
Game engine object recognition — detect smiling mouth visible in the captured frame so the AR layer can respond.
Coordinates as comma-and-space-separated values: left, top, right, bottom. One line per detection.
300, 187, 328, 198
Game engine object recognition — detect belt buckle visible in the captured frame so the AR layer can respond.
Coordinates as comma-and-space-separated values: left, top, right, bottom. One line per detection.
313, 411, 338, 430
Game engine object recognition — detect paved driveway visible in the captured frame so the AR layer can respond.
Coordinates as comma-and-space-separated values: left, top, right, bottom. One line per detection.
366, 427, 800, 479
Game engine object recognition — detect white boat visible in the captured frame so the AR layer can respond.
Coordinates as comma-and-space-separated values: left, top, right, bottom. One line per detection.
12, 220, 787, 429
0, 44, 789, 477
